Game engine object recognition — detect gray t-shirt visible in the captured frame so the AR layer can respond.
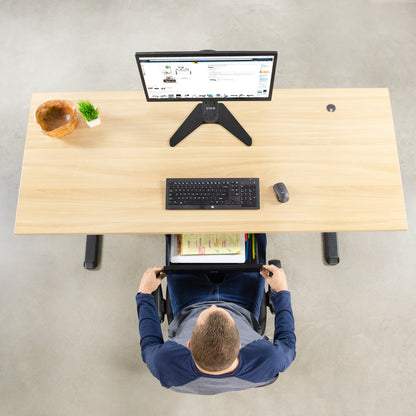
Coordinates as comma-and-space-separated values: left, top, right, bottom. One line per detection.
168, 300, 263, 347
166, 300, 270, 394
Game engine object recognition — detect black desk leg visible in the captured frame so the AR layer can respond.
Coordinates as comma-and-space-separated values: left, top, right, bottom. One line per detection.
323, 232, 340, 265
84, 235, 102, 270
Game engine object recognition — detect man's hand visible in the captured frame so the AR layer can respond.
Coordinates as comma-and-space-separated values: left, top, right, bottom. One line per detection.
260, 264, 288, 292
138, 267, 166, 295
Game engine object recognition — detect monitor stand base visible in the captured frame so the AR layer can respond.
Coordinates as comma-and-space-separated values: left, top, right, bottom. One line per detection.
169, 101, 252, 147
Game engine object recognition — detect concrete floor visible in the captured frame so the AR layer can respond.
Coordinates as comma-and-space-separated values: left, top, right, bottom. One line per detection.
1, 0, 415, 415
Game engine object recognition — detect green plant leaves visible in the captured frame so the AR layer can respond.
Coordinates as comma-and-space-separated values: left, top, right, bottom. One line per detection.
78, 100, 99, 122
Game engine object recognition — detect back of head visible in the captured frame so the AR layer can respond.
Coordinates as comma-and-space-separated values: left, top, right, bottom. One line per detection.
190, 310, 240, 372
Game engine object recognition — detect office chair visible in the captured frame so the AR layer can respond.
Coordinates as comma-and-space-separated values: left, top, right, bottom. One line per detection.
152, 235, 281, 336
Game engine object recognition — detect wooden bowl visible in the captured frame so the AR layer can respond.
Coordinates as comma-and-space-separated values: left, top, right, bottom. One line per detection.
35, 100, 77, 137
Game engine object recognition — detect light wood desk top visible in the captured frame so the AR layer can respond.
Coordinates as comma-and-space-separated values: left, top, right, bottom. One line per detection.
15, 89, 407, 235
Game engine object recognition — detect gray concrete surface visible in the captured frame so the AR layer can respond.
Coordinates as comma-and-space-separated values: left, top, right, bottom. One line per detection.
1, 0, 415, 415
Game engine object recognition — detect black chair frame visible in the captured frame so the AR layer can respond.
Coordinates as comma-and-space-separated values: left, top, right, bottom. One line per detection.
152, 234, 281, 335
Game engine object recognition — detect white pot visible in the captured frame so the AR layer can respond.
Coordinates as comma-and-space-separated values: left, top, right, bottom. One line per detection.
86, 117, 101, 128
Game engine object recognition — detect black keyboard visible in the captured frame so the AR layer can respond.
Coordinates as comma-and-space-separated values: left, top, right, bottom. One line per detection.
166, 178, 260, 210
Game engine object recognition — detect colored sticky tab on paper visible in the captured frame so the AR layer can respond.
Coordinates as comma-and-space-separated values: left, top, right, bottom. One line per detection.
181, 233, 242, 255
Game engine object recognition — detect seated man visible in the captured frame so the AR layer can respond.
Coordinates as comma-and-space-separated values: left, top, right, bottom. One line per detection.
135, 234, 296, 395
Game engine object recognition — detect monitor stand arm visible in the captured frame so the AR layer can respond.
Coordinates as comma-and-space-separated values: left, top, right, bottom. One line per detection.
169, 100, 252, 147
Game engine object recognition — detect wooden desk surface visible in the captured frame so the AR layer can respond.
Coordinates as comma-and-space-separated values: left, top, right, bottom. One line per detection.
15, 89, 407, 235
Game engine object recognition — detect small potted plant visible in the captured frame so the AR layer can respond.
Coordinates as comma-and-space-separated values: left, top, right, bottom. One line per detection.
78, 100, 101, 127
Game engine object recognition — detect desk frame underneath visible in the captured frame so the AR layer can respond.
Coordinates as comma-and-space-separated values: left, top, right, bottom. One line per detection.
82, 231, 340, 270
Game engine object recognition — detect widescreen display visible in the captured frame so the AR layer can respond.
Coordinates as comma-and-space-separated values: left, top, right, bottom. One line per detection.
136, 52, 277, 101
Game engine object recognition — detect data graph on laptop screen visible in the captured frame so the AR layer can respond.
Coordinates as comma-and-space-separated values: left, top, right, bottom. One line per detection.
136, 51, 277, 102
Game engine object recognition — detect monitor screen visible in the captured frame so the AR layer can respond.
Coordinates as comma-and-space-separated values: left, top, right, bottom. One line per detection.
135, 51, 278, 102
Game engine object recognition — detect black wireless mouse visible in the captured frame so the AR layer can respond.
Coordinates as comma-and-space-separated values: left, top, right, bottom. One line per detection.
273, 182, 289, 203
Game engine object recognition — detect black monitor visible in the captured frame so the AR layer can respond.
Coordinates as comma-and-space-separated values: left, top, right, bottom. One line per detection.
135, 51, 278, 147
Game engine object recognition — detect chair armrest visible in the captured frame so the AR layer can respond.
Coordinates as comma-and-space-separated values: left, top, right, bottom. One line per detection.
152, 286, 166, 323
266, 259, 281, 314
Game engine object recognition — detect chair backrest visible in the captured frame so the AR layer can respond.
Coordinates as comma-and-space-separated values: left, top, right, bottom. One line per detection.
156, 284, 270, 336
160, 234, 279, 336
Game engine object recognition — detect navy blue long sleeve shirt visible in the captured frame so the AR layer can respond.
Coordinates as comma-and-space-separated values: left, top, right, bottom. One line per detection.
136, 290, 296, 394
